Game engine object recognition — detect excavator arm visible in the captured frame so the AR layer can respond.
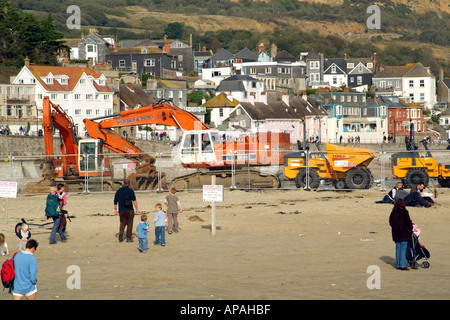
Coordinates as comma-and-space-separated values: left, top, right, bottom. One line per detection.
42, 96, 79, 177
83, 100, 209, 189
83, 100, 208, 162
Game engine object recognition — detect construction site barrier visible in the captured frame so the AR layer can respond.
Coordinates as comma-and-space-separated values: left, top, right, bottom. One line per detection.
1, 146, 450, 195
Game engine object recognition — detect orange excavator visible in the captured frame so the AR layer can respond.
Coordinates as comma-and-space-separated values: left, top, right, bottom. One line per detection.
83, 99, 291, 189
26, 97, 291, 192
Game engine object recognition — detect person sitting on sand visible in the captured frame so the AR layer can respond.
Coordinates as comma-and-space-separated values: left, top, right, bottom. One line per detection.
376, 182, 403, 204
404, 182, 433, 208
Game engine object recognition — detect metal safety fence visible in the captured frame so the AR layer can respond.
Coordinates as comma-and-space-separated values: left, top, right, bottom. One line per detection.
1, 144, 450, 195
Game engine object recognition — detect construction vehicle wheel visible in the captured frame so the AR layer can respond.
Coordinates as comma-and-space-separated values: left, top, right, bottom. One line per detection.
295, 169, 320, 190
345, 167, 371, 189
169, 179, 188, 191
438, 178, 450, 188
333, 179, 347, 190
404, 168, 429, 188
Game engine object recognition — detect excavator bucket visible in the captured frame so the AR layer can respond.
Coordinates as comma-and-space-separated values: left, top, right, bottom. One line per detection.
24, 178, 55, 194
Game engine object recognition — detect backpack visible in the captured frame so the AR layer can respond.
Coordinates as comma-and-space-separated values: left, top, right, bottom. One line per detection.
1, 252, 18, 294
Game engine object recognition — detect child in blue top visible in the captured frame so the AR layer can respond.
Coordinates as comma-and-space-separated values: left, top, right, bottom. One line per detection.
153, 203, 166, 246
136, 215, 149, 253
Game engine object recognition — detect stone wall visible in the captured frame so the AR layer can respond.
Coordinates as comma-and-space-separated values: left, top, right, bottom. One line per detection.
0, 135, 175, 157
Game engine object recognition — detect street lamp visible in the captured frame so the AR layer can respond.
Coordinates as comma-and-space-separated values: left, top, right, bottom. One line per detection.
32, 101, 38, 136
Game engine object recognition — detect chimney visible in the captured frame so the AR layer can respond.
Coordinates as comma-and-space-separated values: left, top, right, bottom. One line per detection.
440, 68, 444, 82
302, 91, 308, 101
190, 34, 192, 48
344, 53, 347, 60
260, 91, 267, 104
24, 56, 30, 67
282, 92, 289, 106
257, 43, 265, 53
249, 92, 255, 105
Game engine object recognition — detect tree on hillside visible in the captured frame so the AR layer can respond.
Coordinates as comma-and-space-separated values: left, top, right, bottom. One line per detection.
0, 0, 67, 67
164, 22, 184, 39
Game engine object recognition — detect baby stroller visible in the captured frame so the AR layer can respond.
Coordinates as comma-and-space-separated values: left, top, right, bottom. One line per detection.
406, 224, 430, 269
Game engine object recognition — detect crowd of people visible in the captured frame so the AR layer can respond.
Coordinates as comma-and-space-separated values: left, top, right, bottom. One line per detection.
1, 179, 183, 300
0, 124, 11, 135
113, 180, 182, 252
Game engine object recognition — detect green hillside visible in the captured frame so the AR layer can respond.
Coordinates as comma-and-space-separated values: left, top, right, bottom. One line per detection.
6, 0, 450, 75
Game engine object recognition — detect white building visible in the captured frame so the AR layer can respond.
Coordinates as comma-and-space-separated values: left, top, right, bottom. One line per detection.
201, 66, 233, 86
215, 75, 265, 104
373, 63, 437, 109
12, 61, 114, 136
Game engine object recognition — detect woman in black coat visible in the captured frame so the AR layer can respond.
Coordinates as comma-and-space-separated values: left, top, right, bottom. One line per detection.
389, 199, 413, 270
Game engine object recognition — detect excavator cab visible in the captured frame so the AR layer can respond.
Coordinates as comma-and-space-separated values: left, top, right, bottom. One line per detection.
78, 138, 110, 177
179, 130, 218, 165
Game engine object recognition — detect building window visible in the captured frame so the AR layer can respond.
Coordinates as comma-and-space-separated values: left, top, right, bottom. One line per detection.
310, 61, 319, 69
420, 93, 425, 101
86, 94, 93, 100
75, 109, 81, 115
46, 77, 53, 84
409, 93, 414, 101
420, 80, 425, 87
409, 80, 414, 87
357, 76, 362, 85
144, 59, 155, 67
331, 66, 336, 73
75, 94, 81, 100
80, 78, 86, 84
86, 109, 92, 115
119, 60, 126, 68
265, 67, 271, 74
219, 108, 223, 117
104, 95, 110, 100
51, 94, 57, 100
86, 44, 96, 53
249, 68, 256, 74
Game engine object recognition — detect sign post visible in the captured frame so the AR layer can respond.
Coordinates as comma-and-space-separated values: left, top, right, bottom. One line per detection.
0, 181, 18, 222
203, 176, 223, 236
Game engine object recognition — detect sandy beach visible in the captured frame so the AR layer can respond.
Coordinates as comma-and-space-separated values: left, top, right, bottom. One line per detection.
1, 187, 449, 301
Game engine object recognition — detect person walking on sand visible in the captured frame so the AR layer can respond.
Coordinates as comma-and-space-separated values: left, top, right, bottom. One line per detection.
389, 199, 413, 271
12, 239, 38, 300
114, 179, 138, 242
153, 203, 166, 246
45, 186, 66, 244
165, 187, 182, 234
136, 215, 149, 253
